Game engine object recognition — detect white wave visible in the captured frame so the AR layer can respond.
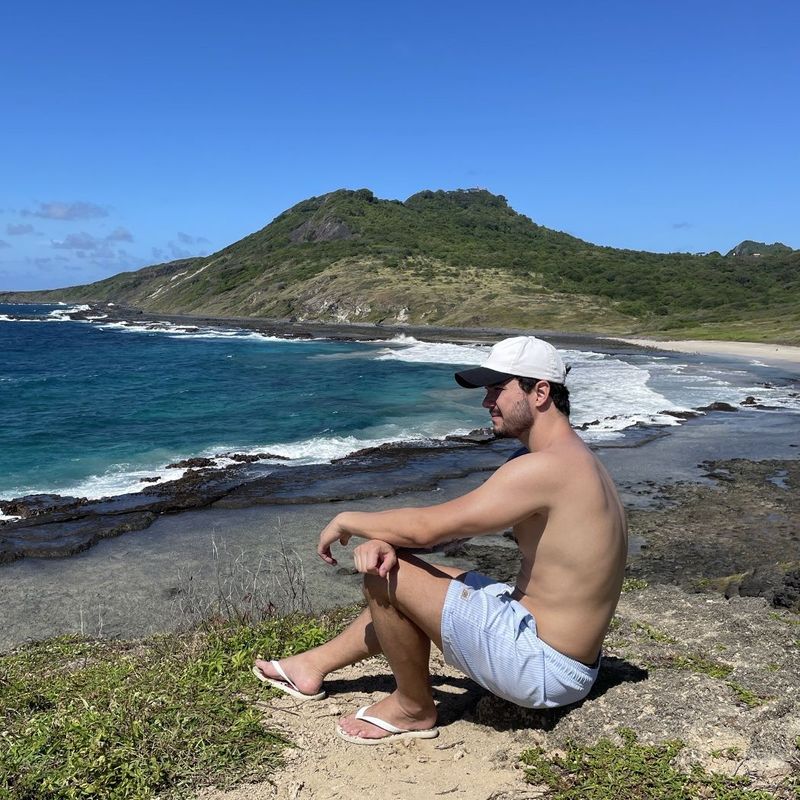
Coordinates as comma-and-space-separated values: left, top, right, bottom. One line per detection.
210, 433, 428, 465
361, 333, 423, 345
0, 433, 438, 500
165, 329, 308, 343
1, 464, 191, 501
570, 354, 692, 429
0, 512, 22, 523
47, 304, 90, 320
374, 340, 488, 365
92, 318, 318, 343
0, 304, 97, 323
0, 315, 56, 323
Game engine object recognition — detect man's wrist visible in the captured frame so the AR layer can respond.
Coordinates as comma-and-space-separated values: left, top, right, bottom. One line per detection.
336, 511, 355, 535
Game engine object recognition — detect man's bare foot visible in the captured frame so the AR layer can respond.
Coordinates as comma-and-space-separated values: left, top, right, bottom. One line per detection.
337, 692, 437, 741
253, 654, 325, 696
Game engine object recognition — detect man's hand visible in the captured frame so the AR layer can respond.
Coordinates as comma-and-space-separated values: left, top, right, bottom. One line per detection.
353, 540, 397, 577
317, 514, 353, 566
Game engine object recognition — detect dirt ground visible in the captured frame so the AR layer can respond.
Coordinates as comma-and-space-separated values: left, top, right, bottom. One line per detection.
196, 586, 800, 800
195, 457, 800, 800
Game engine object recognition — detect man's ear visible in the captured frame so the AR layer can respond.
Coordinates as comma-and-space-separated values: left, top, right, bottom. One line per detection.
533, 380, 552, 409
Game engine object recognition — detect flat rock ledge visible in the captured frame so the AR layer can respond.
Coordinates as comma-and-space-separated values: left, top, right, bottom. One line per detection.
198, 584, 800, 800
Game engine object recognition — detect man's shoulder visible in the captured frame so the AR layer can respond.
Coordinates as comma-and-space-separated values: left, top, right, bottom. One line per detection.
495, 448, 561, 482
505, 446, 530, 462
496, 439, 589, 484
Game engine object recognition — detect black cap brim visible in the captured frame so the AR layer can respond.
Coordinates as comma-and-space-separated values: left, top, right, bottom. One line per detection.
454, 367, 515, 388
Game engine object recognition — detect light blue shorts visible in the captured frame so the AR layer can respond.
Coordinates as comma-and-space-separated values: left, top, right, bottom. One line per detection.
440, 572, 600, 709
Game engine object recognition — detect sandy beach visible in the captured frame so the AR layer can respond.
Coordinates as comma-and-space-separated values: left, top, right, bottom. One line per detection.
614, 337, 800, 369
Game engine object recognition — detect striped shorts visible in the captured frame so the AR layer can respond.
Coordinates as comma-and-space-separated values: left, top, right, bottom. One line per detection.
440, 572, 600, 709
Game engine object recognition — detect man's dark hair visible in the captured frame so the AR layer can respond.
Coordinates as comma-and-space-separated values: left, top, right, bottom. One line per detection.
517, 375, 571, 417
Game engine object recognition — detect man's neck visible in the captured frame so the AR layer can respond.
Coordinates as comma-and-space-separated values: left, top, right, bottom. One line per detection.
519, 411, 574, 453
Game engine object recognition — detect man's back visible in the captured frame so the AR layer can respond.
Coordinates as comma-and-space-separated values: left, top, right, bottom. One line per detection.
505, 432, 627, 663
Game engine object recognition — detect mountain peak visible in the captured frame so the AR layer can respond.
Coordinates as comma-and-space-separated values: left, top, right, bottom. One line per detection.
726, 240, 794, 257
405, 188, 509, 210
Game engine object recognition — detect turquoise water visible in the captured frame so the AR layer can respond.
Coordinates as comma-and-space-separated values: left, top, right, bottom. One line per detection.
0, 304, 484, 498
3, 303, 798, 501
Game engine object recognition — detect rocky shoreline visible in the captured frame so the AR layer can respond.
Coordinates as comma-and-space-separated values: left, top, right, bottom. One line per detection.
0, 434, 516, 564
1, 393, 784, 565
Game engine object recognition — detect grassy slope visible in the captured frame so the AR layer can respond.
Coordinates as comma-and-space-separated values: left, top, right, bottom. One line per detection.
2, 189, 797, 342
0, 612, 350, 799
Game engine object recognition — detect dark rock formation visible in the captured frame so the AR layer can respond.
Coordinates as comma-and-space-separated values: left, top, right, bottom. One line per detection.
697, 401, 738, 413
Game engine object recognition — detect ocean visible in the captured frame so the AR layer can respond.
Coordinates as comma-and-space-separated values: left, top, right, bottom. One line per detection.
1, 302, 799, 505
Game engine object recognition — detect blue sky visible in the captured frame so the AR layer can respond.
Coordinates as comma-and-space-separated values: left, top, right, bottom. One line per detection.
2, 0, 798, 290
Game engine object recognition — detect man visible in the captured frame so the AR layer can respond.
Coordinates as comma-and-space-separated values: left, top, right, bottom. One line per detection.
254, 335, 627, 744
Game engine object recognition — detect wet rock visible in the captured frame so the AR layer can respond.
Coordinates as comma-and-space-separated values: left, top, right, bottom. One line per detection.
445, 428, 495, 444
447, 542, 521, 583
696, 401, 738, 413
0, 511, 156, 564
773, 568, 800, 609
741, 396, 758, 406
222, 452, 290, 463
627, 459, 800, 611
661, 410, 701, 420
0, 494, 89, 519
738, 565, 787, 604
165, 457, 216, 469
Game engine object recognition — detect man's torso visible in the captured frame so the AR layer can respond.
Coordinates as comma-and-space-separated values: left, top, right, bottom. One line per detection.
509, 440, 627, 663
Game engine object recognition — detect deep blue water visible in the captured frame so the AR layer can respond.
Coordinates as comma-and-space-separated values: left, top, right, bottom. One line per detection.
2, 303, 797, 501
0, 304, 485, 498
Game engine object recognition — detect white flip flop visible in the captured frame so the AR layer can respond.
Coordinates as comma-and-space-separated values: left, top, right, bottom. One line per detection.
252, 660, 326, 701
336, 705, 439, 745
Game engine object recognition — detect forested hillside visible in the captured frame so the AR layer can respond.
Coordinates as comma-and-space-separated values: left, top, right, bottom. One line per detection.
2, 189, 797, 341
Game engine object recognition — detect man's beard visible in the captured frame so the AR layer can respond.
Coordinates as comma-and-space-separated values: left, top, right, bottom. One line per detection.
492, 399, 533, 439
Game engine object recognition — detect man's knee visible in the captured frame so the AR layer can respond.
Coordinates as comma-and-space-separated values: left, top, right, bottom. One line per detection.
362, 571, 390, 603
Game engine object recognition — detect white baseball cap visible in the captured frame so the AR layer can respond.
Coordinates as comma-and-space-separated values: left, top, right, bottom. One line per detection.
454, 336, 567, 388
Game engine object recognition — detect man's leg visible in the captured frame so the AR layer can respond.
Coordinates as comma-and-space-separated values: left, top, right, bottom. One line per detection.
254, 606, 380, 696
255, 558, 464, 702
338, 555, 461, 741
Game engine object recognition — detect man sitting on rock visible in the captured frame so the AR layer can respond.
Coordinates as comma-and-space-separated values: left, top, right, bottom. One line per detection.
254, 336, 627, 744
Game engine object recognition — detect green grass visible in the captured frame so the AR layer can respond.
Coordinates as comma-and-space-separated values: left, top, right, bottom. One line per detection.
726, 681, 772, 708
660, 653, 733, 679
769, 611, 800, 626
0, 611, 348, 800
521, 728, 776, 799
710, 746, 741, 759
622, 578, 649, 593
631, 622, 677, 644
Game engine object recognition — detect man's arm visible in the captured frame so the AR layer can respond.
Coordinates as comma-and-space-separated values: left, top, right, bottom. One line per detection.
317, 452, 555, 565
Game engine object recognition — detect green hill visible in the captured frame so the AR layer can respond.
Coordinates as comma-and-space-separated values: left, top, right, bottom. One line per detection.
725, 240, 794, 258
2, 188, 798, 341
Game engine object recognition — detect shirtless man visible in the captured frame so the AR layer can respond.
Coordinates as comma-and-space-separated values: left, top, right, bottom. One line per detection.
253, 336, 627, 744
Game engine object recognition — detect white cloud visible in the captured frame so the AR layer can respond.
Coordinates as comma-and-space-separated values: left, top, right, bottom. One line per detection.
52, 232, 103, 251
23, 201, 109, 221
106, 227, 134, 243
177, 231, 210, 245
6, 223, 35, 236
52, 228, 135, 253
